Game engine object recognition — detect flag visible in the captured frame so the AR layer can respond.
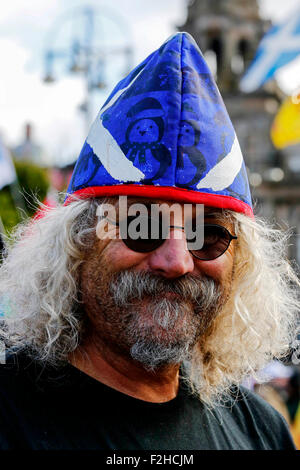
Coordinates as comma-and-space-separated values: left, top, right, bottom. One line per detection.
271, 93, 300, 148
0, 136, 16, 190
240, 8, 300, 93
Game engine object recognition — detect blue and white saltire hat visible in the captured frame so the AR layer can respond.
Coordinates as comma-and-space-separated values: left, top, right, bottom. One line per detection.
65, 32, 253, 217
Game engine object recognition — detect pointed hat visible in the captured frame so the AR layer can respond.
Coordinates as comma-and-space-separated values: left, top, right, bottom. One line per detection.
65, 32, 253, 216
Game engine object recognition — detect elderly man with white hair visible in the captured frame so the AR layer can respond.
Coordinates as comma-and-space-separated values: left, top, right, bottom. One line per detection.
0, 33, 299, 450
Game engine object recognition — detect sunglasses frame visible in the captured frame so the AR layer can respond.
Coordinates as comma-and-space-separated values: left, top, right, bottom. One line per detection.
99, 216, 237, 261
188, 223, 237, 260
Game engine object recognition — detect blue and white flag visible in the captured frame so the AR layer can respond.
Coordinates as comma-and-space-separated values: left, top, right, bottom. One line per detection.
0, 137, 16, 190
240, 8, 300, 93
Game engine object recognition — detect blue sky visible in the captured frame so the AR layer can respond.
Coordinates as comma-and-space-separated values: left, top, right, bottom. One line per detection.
0, 0, 299, 166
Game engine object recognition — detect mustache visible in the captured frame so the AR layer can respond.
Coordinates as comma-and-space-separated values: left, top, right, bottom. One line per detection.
109, 270, 222, 310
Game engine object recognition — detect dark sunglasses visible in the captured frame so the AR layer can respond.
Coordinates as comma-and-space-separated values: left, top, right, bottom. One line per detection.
100, 215, 237, 261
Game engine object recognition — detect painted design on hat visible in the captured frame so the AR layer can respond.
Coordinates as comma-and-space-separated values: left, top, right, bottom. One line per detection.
86, 69, 145, 183
197, 134, 243, 191
69, 65, 147, 191
176, 119, 206, 188
182, 67, 220, 103
120, 98, 172, 184
226, 164, 250, 204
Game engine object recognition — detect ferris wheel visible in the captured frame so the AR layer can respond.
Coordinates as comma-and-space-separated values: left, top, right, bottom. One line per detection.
43, 5, 134, 130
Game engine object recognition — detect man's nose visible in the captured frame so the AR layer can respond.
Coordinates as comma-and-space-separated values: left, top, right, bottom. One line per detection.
147, 229, 194, 279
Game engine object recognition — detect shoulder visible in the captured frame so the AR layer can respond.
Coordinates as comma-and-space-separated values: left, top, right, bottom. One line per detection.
0, 348, 63, 449
235, 385, 287, 418
230, 385, 286, 424
0, 347, 63, 395
226, 385, 295, 449
0, 349, 39, 389
0, 348, 80, 393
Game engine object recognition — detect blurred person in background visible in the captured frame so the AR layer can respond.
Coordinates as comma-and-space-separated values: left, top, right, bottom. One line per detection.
254, 383, 291, 425
287, 367, 300, 448
252, 360, 294, 425
287, 368, 300, 423
0, 33, 299, 451
34, 163, 75, 220
254, 363, 300, 448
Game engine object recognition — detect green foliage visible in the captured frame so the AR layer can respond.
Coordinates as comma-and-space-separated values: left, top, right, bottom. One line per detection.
15, 160, 49, 216
0, 190, 20, 233
0, 160, 50, 234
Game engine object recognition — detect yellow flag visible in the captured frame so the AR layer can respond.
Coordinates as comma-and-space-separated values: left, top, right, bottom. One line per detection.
291, 401, 300, 450
271, 94, 300, 149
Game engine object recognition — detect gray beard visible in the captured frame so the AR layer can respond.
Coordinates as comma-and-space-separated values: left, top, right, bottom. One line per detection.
107, 271, 224, 371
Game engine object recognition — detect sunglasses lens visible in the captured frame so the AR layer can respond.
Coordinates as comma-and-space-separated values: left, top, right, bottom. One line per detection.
190, 225, 231, 260
122, 237, 163, 253
121, 215, 166, 253
120, 215, 233, 261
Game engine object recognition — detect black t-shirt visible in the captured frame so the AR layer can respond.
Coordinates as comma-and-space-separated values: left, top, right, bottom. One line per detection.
0, 351, 295, 450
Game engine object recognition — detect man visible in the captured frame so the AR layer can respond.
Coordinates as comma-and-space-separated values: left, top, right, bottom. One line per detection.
0, 33, 299, 450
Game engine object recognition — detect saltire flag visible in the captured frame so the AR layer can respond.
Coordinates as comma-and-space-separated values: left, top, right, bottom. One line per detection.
240, 8, 300, 93
271, 93, 300, 148
0, 136, 16, 190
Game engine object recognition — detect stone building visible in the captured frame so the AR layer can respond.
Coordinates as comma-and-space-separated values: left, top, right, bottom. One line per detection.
179, 0, 300, 265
